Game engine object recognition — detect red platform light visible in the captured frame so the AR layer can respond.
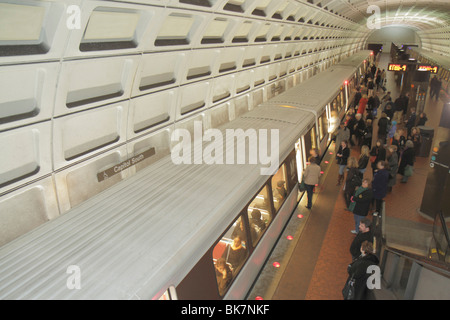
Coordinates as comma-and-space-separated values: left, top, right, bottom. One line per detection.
273, 262, 281, 268
255, 296, 264, 300
324, 160, 329, 164
320, 171, 324, 174
286, 235, 293, 240
329, 151, 333, 155
297, 214, 304, 219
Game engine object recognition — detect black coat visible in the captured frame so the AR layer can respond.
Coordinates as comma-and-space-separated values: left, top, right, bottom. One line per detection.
370, 145, 386, 170
377, 117, 389, 135
372, 169, 389, 199
399, 147, 415, 175
337, 146, 350, 166
352, 187, 373, 216
358, 155, 369, 170
346, 253, 379, 300
345, 168, 362, 196
350, 230, 373, 260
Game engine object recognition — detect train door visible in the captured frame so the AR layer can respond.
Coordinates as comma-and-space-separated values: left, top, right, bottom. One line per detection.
318, 111, 329, 153
295, 138, 305, 183
302, 124, 318, 162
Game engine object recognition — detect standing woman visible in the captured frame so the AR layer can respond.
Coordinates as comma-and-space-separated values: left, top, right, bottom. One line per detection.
344, 241, 379, 300
369, 139, 386, 173
336, 140, 350, 186
334, 122, 350, 154
387, 145, 399, 192
398, 140, 415, 183
348, 179, 373, 234
344, 157, 362, 208
302, 156, 322, 209
362, 119, 373, 149
408, 127, 422, 157
372, 160, 390, 213
358, 145, 370, 175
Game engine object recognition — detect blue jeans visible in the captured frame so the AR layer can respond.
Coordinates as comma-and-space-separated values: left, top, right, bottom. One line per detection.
339, 165, 346, 175
353, 214, 364, 232
305, 184, 315, 208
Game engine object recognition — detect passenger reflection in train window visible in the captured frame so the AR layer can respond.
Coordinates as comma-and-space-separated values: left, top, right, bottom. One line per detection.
273, 180, 287, 210
249, 209, 266, 244
222, 235, 247, 271
231, 218, 246, 241
215, 258, 232, 296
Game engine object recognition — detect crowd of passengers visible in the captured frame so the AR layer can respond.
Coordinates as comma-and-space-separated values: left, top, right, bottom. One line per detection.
332, 61, 438, 299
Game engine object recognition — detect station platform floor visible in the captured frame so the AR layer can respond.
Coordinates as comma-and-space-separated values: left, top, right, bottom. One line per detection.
247, 53, 446, 300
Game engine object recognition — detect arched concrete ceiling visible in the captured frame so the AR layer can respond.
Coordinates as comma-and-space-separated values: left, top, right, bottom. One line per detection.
315, 0, 450, 54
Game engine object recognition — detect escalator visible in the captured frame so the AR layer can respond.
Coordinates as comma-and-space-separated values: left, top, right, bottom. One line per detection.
368, 206, 450, 300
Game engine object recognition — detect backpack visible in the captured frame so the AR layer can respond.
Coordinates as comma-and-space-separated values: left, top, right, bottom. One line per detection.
351, 171, 363, 187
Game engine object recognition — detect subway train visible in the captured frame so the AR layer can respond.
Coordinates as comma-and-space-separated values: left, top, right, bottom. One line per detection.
0, 50, 371, 300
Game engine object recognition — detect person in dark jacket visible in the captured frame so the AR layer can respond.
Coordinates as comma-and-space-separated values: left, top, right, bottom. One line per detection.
383, 99, 394, 120
215, 258, 232, 296
344, 157, 362, 208
370, 139, 386, 173
398, 140, 415, 183
362, 119, 373, 150
393, 96, 404, 124
345, 241, 379, 300
372, 160, 389, 213
353, 87, 362, 109
222, 235, 247, 271
348, 179, 373, 234
358, 145, 370, 175
408, 127, 422, 156
416, 112, 427, 126
354, 113, 366, 146
349, 217, 373, 259
404, 109, 416, 137
387, 145, 399, 192
377, 113, 389, 144
336, 140, 350, 185
346, 112, 357, 147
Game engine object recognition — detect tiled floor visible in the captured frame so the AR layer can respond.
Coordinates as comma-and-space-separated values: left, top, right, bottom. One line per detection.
271, 53, 446, 300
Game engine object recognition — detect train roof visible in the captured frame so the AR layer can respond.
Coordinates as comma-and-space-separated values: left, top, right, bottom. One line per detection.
0, 105, 314, 300
259, 51, 370, 115
410, 48, 450, 71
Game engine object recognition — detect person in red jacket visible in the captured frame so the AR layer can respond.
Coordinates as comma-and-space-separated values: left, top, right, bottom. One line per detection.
357, 94, 368, 115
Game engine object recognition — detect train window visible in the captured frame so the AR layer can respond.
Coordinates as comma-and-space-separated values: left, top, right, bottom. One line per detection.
212, 216, 249, 296
331, 97, 338, 113
247, 184, 272, 246
285, 150, 298, 190
318, 115, 325, 141
272, 164, 288, 212
310, 125, 317, 150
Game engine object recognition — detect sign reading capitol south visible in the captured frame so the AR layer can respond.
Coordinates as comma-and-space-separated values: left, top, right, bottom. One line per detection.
97, 148, 156, 182
171, 121, 280, 176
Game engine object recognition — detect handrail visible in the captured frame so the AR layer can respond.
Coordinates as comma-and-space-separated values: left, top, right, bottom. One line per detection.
375, 203, 450, 278
383, 245, 450, 278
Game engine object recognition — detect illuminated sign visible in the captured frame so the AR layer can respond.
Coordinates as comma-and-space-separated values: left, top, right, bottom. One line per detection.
388, 63, 407, 72
417, 65, 439, 74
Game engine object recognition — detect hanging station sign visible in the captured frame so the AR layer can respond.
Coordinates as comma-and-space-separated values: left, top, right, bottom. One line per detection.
417, 65, 439, 74
388, 63, 408, 72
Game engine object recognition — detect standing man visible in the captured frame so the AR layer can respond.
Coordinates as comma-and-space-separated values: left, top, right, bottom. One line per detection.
349, 218, 373, 260
302, 156, 322, 209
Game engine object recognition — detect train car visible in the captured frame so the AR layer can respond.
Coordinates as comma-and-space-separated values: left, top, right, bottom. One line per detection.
0, 51, 369, 300
262, 50, 371, 179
